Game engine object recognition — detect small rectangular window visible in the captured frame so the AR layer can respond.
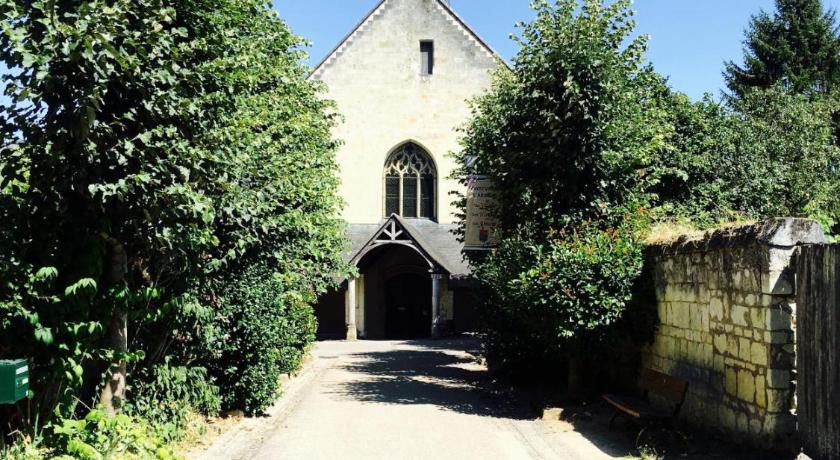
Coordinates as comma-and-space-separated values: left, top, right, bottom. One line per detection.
420, 41, 434, 76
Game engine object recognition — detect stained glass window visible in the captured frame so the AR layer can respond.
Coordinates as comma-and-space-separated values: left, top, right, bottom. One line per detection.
384, 143, 436, 220
385, 175, 400, 216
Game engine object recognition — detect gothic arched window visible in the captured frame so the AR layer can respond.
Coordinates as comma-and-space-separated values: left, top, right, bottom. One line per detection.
384, 143, 436, 220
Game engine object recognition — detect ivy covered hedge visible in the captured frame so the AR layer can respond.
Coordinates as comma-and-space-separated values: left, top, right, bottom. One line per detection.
0, 0, 348, 455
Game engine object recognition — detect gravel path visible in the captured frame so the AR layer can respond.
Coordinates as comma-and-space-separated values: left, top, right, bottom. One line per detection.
192, 339, 628, 460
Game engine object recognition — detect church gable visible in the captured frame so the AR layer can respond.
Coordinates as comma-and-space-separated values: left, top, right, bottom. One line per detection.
310, 0, 500, 80
312, 0, 500, 225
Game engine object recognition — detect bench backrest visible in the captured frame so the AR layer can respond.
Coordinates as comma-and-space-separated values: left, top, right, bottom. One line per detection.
639, 368, 688, 405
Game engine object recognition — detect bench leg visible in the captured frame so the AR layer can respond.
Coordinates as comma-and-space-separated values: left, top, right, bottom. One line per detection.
608, 410, 621, 430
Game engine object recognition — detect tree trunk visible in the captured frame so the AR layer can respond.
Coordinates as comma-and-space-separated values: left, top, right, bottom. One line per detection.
99, 239, 128, 416
99, 310, 127, 416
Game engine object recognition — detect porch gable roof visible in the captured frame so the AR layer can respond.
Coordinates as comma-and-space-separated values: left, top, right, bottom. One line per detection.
346, 215, 471, 277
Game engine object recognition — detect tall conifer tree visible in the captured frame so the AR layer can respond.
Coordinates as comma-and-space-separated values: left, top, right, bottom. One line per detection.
725, 0, 840, 97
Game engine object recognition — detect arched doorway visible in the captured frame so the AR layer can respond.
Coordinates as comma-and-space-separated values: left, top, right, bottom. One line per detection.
356, 242, 434, 340
385, 273, 432, 339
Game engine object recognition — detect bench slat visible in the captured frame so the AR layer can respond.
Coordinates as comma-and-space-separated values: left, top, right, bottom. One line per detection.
602, 368, 689, 423
603, 394, 672, 420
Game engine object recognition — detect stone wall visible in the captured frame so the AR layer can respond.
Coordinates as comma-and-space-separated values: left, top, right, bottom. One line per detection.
642, 218, 825, 445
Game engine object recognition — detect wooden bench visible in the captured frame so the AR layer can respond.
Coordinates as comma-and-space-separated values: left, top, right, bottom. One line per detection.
602, 368, 688, 428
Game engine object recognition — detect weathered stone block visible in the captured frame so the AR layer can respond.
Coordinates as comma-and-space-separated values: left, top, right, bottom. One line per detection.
671, 302, 691, 329
738, 412, 750, 433
658, 302, 668, 323
766, 389, 791, 413
761, 248, 797, 295
714, 335, 728, 355
765, 330, 790, 345
755, 376, 767, 408
762, 268, 794, 295
738, 369, 755, 403
725, 367, 738, 396
661, 336, 675, 354
770, 344, 795, 369
766, 369, 791, 389
665, 285, 684, 303
714, 356, 725, 373
727, 336, 739, 357
731, 305, 750, 327
750, 308, 765, 329
542, 407, 564, 421
720, 406, 737, 430
739, 337, 752, 362
750, 341, 767, 366
703, 343, 714, 368
750, 418, 763, 436
710, 297, 724, 320
696, 287, 711, 304
766, 306, 793, 332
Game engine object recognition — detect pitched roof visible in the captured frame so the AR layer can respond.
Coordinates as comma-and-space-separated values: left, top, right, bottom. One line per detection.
308, 0, 506, 79
346, 215, 472, 277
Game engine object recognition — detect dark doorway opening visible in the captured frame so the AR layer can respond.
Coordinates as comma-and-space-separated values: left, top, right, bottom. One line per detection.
385, 273, 431, 339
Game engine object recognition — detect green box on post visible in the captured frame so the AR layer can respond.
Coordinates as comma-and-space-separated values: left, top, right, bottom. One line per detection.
0, 359, 29, 404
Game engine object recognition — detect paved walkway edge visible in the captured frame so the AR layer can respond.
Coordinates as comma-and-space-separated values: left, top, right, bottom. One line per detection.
188, 353, 323, 460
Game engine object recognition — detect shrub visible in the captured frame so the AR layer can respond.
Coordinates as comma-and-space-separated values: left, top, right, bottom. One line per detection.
49, 409, 176, 460
209, 265, 318, 415
477, 212, 650, 378
126, 361, 221, 443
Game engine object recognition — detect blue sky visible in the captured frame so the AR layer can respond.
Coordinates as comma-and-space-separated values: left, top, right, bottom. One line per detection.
274, 0, 840, 100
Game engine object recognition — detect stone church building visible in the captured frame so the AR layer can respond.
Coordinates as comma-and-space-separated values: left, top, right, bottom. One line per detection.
311, 0, 501, 340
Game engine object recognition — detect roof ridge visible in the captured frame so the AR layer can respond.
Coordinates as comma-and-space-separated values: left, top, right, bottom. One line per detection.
432, 0, 499, 62
309, 0, 390, 79
308, 0, 505, 80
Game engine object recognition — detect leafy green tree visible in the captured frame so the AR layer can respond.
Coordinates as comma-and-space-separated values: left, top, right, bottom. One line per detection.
725, 88, 840, 223
455, 0, 663, 387
0, 0, 347, 427
0, 0, 199, 418
651, 87, 840, 233
724, 0, 840, 97
166, 0, 348, 415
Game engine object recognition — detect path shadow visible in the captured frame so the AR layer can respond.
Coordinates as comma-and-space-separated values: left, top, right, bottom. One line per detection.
327, 340, 534, 420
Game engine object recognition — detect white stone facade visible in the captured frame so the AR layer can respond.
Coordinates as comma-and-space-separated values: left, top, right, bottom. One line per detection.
310, 0, 499, 225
